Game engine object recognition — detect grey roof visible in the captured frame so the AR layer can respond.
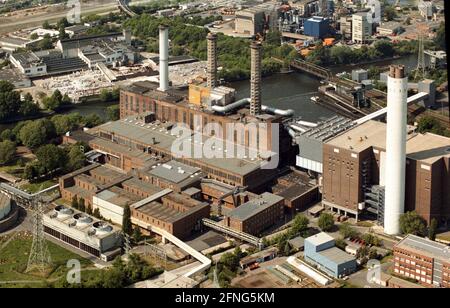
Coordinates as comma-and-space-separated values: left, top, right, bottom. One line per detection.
288, 236, 305, 249
227, 192, 284, 221
396, 234, 450, 263
149, 161, 201, 184
0, 36, 30, 46
0, 68, 30, 84
92, 119, 265, 177
305, 232, 335, 247
318, 247, 356, 265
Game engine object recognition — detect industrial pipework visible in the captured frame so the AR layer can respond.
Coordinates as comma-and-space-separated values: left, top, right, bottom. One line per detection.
158, 25, 169, 92
211, 98, 294, 117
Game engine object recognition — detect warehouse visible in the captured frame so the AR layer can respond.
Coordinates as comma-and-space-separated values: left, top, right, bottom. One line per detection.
303, 16, 330, 38
304, 232, 356, 278
223, 192, 284, 235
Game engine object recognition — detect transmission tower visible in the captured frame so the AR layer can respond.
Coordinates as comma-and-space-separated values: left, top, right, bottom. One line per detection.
26, 198, 52, 273
415, 34, 426, 80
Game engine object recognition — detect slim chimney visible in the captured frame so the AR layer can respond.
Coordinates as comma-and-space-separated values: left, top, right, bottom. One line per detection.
384, 65, 407, 235
207, 32, 218, 89
158, 25, 169, 92
250, 41, 262, 116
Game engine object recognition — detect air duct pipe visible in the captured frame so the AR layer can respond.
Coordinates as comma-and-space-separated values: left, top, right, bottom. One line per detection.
262, 106, 295, 117
296, 120, 318, 127
158, 25, 169, 92
212, 98, 295, 117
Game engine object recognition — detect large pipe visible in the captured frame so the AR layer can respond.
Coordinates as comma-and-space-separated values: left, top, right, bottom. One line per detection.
250, 41, 262, 116
296, 120, 318, 127
158, 25, 169, 92
261, 105, 294, 117
289, 124, 307, 133
207, 32, 218, 89
212, 98, 294, 117
384, 65, 408, 235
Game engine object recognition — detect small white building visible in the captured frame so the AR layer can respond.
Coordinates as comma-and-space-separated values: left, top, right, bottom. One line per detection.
44, 205, 122, 261
352, 12, 372, 44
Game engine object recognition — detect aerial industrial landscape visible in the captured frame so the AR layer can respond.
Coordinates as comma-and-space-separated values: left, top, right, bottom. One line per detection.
0, 0, 448, 291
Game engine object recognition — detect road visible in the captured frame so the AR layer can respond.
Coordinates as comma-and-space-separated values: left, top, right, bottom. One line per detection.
0, 1, 119, 34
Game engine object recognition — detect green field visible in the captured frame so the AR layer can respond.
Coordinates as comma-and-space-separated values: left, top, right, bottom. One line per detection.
20, 180, 57, 194
0, 232, 98, 288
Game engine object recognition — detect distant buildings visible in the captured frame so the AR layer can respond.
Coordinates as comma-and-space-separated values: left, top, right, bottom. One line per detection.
352, 12, 372, 44
234, 3, 279, 36
418, 0, 435, 20
303, 16, 330, 38
393, 234, 450, 288
304, 232, 357, 278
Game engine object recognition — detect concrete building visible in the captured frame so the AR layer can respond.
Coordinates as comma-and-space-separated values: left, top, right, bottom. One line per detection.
56, 32, 127, 58
352, 69, 368, 83
304, 232, 357, 278
0, 68, 31, 88
0, 36, 41, 53
131, 190, 210, 239
376, 22, 403, 36
364, 0, 381, 24
384, 65, 408, 235
9, 52, 47, 77
303, 16, 330, 38
234, 3, 279, 36
339, 16, 352, 39
418, 0, 435, 20
352, 12, 372, 44
322, 120, 450, 227
223, 192, 284, 235
393, 234, 450, 288
43, 205, 122, 261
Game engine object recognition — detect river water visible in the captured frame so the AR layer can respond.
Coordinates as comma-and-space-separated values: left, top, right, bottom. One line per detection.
0, 54, 418, 132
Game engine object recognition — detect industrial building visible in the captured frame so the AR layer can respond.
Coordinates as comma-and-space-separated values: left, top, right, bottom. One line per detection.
304, 232, 357, 278
339, 16, 352, 39
352, 12, 372, 44
0, 68, 31, 88
418, 0, 435, 20
223, 192, 284, 235
303, 16, 330, 38
0, 193, 18, 232
234, 3, 279, 36
393, 234, 450, 288
130, 190, 210, 239
43, 205, 122, 261
321, 119, 450, 227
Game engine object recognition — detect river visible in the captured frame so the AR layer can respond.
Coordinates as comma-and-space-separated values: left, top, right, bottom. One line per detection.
0, 54, 418, 132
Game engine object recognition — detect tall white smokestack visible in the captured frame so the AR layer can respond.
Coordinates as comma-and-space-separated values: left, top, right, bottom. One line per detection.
384, 65, 408, 235
158, 25, 169, 92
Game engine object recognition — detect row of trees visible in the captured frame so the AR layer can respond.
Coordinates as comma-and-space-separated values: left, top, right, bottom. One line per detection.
55, 254, 162, 288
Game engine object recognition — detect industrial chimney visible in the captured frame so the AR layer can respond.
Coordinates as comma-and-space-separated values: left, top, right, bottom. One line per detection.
158, 25, 169, 92
207, 32, 218, 89
250, 41, 262, 116
384, 65, 408, 235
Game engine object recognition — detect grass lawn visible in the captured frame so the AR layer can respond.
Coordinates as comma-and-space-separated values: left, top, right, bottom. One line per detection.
20, 180, 57, 194
0, 232, 97, 288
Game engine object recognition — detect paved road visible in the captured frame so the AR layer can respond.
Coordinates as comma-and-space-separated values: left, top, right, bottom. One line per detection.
0, 1, 119, 34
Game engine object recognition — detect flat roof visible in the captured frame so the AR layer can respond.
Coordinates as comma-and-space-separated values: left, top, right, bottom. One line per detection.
0, 68, 30, 84
395, 234, 450, 264
306, 232, 335, 247
149, 160, 201, 184
326, 120, 387, 152
91, 119, 265, 177
318, 247, 356, 264
227, 192, 284, 221
406, 133, 450, 164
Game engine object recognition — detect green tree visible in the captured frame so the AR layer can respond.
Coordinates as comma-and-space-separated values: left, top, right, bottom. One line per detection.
122, 205, 132, 235
93, 207, 102, 219
339, 222, 359, 239
0, 129, 15, 142
79, 198, 86, 212
132, 226, 143, 244
399, 211, 427, 236
290, 214, 309, 236
0, 140, 16, 165
106, 105, 120, 121
0, 80, 21, 121
71, 196, 79, 210
384, 6, 397, 21
83, 114, 104, 128
434, 22, 446, 51
35, 144, 67, 175
67, 145, 86, 172
318, 213, 335, 231
30, 33, 39, 40
417, 116, 445, 135
219, 252, 240, 272
428, 218, 438, 241
37, 35, 54, 50
18, 119, 56, 148
42, 21, 51, 29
